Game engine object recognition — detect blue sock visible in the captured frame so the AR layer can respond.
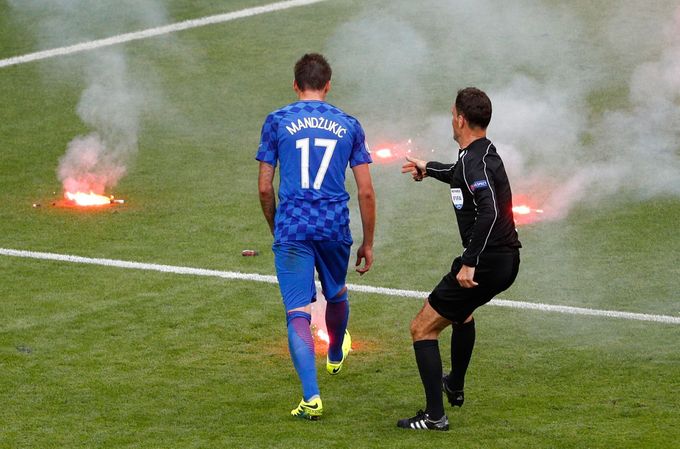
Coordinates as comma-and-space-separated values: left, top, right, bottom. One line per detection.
286, 311, 319, 401
325, 298, 349, 363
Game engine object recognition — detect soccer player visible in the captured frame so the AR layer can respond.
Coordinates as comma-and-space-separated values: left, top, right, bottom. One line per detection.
398, 87, 521, 431
256, 53, 375, 420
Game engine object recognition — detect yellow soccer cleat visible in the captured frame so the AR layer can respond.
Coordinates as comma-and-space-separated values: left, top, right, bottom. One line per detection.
291, 396, 323, 420
326, 330, 352, 375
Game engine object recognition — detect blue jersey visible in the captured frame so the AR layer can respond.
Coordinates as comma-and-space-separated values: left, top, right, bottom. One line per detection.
256, 100, 372, 242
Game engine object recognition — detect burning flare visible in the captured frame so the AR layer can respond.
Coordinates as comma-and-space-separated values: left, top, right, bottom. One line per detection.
371, 138, 416, 164
512, 202, 545, 226
512, 205, 544, 215
64, 191, 122, 206
375, 148, 394, 159
316, 328, 330, 344
310, 324, 331, 354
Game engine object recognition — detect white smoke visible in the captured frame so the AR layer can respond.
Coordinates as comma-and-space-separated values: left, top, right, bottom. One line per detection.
8, 0, 168, 195
328, 14, 433, 138
494, 4, 680, 219
57, 50, 143, 194
327, 0, 680, 221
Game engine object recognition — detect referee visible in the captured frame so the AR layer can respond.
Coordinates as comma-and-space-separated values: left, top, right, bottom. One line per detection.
397, 87, 521, 431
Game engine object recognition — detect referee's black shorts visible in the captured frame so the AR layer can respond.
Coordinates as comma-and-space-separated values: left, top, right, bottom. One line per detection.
428, 248, 520, 324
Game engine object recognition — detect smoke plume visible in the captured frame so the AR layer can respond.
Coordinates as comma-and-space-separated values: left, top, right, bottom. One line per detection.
327, 0, 680, 221
8, 0, 169, 195
57, 51, 143, 194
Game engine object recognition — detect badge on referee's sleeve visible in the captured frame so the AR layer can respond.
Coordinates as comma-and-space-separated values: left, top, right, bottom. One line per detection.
470, 179, 488, 191
451, 188, 464, 209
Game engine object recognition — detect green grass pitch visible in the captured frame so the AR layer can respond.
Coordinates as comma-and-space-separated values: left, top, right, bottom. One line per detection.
1, 1, 679, 448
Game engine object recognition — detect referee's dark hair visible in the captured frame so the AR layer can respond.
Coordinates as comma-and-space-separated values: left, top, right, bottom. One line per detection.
456, 87, 492, 129
294, 53, 332, 91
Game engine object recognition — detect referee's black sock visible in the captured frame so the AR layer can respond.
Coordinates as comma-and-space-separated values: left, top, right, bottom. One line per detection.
450, 318, 476, 391
413, 339, 445, 420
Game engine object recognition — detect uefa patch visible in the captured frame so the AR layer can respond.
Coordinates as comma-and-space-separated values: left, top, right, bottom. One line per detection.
451, 188, 464, 209
470, 179, 488, 192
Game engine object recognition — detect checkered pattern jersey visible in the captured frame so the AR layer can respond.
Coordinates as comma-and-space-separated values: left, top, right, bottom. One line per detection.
256, 100, 372, 242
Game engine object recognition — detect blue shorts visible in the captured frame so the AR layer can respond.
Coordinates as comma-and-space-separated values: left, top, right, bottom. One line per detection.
273, 240, 351, 312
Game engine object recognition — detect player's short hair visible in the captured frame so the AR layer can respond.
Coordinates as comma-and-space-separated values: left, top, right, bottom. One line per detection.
455, 87, 492, 129
294, 53, 332, 91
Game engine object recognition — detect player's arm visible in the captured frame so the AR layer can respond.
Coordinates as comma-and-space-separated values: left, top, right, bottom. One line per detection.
258, 161, 276, 236
462, 176, 497, 267
425, 161, 455, 183
401, 156, 428, 181
401, 157, 454, 183
459, 157, 497, 285
351, 163, 375, 275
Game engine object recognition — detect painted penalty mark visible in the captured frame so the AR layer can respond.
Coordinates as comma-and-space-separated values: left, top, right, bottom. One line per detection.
1, 248, 678, 325
0, 0, 329, 69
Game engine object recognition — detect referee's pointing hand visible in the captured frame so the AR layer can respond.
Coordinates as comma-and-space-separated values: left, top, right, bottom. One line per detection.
401, 156, 427, 181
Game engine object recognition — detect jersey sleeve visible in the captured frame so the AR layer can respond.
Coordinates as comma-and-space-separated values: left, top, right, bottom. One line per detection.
348, 119, 372, 167
425, 161, 455, 183
460, 155, 498, 267
255, 112, 279, 166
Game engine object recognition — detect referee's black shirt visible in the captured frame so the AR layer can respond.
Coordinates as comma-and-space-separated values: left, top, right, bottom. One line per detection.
425, 137, 521, 267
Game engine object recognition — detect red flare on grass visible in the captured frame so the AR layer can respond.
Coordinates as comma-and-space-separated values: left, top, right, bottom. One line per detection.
56, 191, 124, 208
374, 148, 394, 159
316, 328, 330, 344
65, 191, 113, 206
371, 138, 416, 164
512, 205, 544, 215
511, 194, 545, 225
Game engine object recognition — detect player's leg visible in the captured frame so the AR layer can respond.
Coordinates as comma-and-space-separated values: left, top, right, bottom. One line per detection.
325, 286, 349, 364
444, 314, 475, 407
286, 306, 317, 399
274, 241, 321, 419
313, 240, 352, 373
410, 300, 451, 418
399, 258, 475, 431
440, 276, 488, 409
398, 299, 451, 430
444, 250, 520, 407
287, 306, 323, 419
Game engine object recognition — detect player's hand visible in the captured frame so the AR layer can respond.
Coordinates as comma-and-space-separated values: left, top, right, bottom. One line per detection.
456, 265, 478, 288
401, 156, 427, 181
355, 244, 373, 275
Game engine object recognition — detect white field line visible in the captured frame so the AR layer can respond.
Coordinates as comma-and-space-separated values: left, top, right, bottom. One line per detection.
1, 247, 678, 325
0, 0, 329, 69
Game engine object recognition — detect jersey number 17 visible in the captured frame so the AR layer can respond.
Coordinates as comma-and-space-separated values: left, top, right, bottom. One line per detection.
296, 138, 337, 190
